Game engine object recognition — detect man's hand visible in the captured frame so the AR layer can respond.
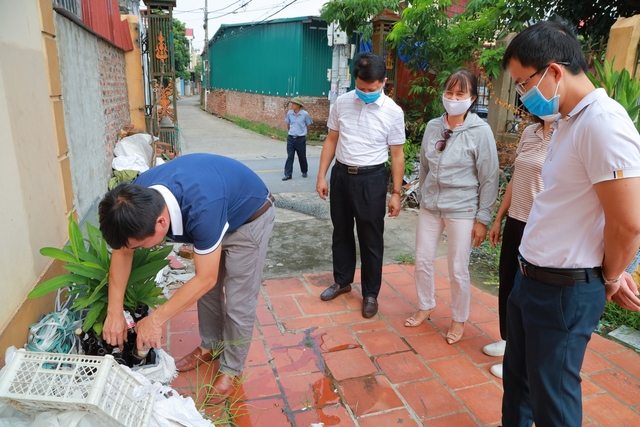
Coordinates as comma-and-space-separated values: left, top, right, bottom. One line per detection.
102, 312, 127, 350
608, 272, 640, 312
471, 222, 487, 248
316, 177, 329, 200
489, 220, 502, 248
388, 193, 401, 217
135, 314, 163, 352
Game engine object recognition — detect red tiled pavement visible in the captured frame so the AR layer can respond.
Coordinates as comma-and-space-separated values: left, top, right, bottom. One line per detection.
167, 265, 640, 426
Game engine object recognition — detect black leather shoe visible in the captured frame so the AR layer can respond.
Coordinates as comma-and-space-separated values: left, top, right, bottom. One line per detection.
362, 296, 378, 318
282, 176, 292, 181
302, 173, 308, 178
320, 283, 352, 301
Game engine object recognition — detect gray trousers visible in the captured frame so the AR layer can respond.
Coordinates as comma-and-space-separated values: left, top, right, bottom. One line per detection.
197, 204, 275, 376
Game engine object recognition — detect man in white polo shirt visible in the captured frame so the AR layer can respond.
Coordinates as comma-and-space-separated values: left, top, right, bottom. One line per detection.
501, 20, 640, 427
316, 52, 405, 318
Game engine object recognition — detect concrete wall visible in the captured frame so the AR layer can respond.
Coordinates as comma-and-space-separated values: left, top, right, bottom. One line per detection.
55, 13, 131, 220
0, 0, 69, 345
206, 89, 330, 133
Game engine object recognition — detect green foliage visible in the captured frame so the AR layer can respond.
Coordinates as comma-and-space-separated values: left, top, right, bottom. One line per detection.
588, 58, 640, 132
548, 0, 639, 51
388, 0, 543, 83
28, 216, 170, 335
194, 56, 203, 82
320, 0, 401, 38
601, 302, 640, 331
172, 18, 192, 81
395, 253, 416, 265
221, 114, 289, 141
398, 96, 432, 175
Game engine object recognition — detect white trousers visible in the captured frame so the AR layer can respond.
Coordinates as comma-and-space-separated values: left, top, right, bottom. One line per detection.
414, 209, 475, 322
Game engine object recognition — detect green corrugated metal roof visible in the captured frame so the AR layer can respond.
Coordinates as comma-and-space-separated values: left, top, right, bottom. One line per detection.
209, 16, 319, 45
208, 16, 332, 97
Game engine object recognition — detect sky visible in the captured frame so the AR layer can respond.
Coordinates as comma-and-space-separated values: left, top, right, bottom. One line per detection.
157, 0, 330, 52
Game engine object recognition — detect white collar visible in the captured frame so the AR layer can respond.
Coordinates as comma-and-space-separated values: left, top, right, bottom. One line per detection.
150, 185, 183, 236
562, 88, 606, 121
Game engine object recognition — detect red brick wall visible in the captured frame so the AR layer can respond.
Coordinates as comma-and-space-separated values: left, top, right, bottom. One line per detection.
446, 0, 470, 16
207, 89, 227, 116
206, 90, 330, 134
98, 39, 130, 161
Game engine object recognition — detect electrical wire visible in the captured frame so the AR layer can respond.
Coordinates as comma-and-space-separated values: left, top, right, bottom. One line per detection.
27, 308, 83, 354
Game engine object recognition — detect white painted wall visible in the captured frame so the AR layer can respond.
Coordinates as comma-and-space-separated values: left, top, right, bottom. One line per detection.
0, 2, 68, 332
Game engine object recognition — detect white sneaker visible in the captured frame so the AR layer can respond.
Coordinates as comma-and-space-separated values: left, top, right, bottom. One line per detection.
483, 340, 506, 357
490, 363, 503, 379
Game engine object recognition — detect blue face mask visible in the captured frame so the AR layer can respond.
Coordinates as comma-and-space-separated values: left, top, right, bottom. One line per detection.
356, 87, 382, 104
519, 67, 560, 118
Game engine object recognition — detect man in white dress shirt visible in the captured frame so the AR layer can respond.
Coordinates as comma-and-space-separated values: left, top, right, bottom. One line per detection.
501, 19, 640, 427
315, 52, 405, 318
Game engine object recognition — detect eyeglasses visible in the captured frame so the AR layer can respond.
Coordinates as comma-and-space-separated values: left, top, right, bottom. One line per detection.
435, 129, 453, 152
515, 62, 570, 96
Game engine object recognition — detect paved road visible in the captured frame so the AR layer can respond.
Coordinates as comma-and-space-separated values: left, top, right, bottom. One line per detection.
176, 95, 420, 279
177, 96, 323, 194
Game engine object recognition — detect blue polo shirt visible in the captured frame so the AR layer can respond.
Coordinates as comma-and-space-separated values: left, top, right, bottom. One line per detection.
285, 109, 312, 136
134, 153, 269, 254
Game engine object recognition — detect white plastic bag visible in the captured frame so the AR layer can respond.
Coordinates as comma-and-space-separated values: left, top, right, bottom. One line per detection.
0, 402, 103, 427
114, 134, 155, 167
124, 369, 214, 427
112, 154, 149, 173
131, 348, 177, 384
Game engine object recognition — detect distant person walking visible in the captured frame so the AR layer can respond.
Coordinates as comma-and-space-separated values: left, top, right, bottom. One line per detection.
405, 70, 499, 346
282, 97, 312, 181
483, 117, 553, 379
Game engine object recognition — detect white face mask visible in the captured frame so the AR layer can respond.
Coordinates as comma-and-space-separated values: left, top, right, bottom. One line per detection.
442, 95, 472, 117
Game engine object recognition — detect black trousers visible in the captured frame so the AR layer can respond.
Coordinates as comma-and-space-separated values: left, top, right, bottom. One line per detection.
329, 163, 388, 298
284, 135, 308, 177
498, 215, 527, 340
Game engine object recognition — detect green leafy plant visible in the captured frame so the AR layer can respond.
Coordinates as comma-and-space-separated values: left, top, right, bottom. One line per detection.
588, 58, 640, 132
28, 216, 171, 335
601, 302, 640, 332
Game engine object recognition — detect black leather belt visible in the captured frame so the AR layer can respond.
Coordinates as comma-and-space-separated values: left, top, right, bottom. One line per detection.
246, 193, 275, 224
518, 256, 601, 287
289, 135, 305, 138
335, 160, 385, 175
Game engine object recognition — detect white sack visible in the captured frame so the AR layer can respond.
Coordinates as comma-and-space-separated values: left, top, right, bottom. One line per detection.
114, 134, 155, 167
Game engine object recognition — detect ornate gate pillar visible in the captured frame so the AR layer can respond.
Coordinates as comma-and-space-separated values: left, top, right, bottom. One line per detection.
142, 0, 180, 156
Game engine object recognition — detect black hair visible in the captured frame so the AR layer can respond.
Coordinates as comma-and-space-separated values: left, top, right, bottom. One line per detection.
443, 70, 479, 113
353, 52, 386, 83
502, 19, 588, 75
98, 183, 166, 249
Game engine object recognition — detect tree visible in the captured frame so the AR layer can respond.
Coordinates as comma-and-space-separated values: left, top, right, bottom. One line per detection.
534, 0, 639, 52
320, 0, 400, 39
172, 18, 191, 81
194, 56, 203, 82
322, 0, 639, 83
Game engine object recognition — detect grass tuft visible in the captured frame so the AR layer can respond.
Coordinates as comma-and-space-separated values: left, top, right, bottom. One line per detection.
220, 114, 325, 142
395, 253, 415, 265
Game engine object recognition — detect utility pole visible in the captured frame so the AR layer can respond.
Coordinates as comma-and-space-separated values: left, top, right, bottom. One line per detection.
201, 0, 208, 107
327, 22, 351, 112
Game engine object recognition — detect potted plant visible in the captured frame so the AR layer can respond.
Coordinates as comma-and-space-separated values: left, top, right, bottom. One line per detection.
587, 58, 640, 131
28, 215, 171, 366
